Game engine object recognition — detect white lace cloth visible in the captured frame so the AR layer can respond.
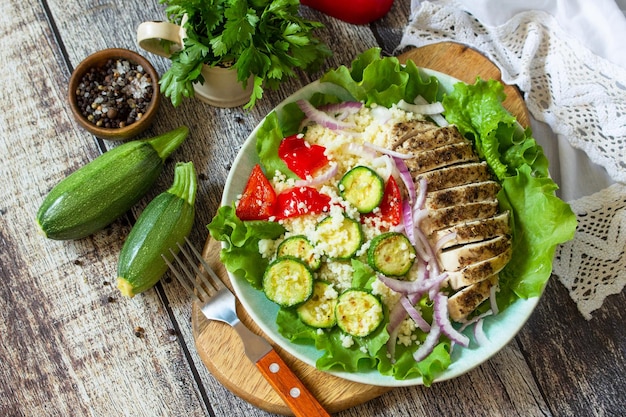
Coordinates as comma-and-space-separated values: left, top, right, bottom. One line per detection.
399, 0, 626, 319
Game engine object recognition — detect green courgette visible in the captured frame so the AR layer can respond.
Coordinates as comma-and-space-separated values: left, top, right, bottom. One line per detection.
117, 161, 197, 297
297, 281, 338, 329
339, 166, 384, 213
315, 215, 363, 260
277, 235, 321, 271
367, 232, 416, 276
36, 126, 189, 240
263, 257, 314, 307
335, 290, 383, 337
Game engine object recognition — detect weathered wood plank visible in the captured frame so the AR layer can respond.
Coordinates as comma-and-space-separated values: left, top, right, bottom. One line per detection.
517, 278, 626, 416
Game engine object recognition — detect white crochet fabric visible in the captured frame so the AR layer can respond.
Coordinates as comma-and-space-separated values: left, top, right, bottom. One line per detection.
552, 183, 626, 319
399, 0, 626, 319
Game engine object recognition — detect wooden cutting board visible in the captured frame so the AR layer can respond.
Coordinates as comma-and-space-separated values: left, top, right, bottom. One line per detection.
192, 42, 530, 416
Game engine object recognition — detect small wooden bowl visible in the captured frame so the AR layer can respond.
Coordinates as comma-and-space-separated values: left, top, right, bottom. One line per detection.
68, 48, 161, 141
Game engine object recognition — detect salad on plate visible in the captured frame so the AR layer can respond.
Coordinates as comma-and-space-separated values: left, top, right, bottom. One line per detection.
208, 48, 577, 386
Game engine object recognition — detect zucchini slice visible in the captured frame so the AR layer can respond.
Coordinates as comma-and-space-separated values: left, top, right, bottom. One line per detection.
315, 215, 363, 260
297, 281, 338, 328
335, 290, 384, 337
263, 257, 314, 307
339, 166, 384, 213
277, 235, 321, 271
367, 232, 416, 276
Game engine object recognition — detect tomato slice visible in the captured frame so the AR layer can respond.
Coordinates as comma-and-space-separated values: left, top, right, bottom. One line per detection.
363, 176, 402, 226
275, 186, 331, 220
235, 164, 276, 220
278, 135, 329, 179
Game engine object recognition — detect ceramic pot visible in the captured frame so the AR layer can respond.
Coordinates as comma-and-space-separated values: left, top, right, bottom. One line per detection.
136, 20, 253, 108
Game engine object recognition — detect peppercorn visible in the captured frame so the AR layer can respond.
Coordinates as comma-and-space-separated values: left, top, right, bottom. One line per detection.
75, 58, 153, 129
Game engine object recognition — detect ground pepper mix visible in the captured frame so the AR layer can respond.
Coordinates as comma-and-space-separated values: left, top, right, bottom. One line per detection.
76, 58, 153, 129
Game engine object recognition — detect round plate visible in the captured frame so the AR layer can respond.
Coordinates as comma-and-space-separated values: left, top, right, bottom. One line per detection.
220, 68, 541, 387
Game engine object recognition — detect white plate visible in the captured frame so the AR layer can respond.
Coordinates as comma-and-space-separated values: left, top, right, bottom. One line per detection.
221, 68, 540, 387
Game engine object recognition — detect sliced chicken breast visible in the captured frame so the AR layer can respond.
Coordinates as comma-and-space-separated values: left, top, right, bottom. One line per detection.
391, 120, 438, 146
426, 180, 501, 210
414, 162, 492, 192
421, 200, 500, 235
430, 212, 511, 250
448, 276, 498, 321
393, 121, 467, 153
403, 142, 479, 175
438, 235, 511, 271
446, 247, 512, 290
389, 119, 513, 319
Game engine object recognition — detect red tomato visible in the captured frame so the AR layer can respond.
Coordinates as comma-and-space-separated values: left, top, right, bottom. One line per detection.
278, 135, 329, 179
300, 0, 394, 25
363, 176, 402, 225
275, 186, 331, 220
235, 164, 276, 220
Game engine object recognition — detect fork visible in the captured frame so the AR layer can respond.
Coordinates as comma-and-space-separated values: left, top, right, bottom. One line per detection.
162, 237, 331, 417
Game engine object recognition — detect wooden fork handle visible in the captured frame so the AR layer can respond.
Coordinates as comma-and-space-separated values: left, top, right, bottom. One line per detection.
256, 348, 331, 417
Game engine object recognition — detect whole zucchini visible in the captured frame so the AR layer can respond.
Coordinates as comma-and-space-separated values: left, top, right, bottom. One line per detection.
36, 126, 189, 240
117, 161, 197, 297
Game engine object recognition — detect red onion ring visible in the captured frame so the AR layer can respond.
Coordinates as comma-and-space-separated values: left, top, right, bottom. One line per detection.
433, 292, 469, 347
409, 96, 449, 127
489, 284, 499, 315
377, 272, 445, 296
414, 178, 428, 211
434, 231, 458, 253
473, 318, 489, 346
296, 99, 356, 131
318, 101, 362, 120
344, 142, 376, 159
412, 320, 441, 362
386, 300, 409, 362
364, 142, 413, 159
402, 198, 417, 246
397, 99, 445, 115
393, 157, 416, 204
400, 296, 431, 332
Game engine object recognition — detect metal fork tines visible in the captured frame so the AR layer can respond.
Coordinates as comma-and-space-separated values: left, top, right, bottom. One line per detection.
162, 237, 272, 362
161, 237, 331, 417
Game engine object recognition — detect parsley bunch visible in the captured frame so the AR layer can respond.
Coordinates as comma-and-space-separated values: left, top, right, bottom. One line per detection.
159, 0, 332, 109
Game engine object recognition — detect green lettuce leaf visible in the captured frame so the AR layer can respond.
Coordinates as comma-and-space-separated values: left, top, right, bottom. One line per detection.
320, 47, 441, 106
443, 79, 577, 304
207, 204, 285, 288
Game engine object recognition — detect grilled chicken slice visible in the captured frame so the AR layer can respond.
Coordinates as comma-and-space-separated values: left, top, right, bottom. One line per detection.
393, 122, 467, 152
446, 247, 512, 290
439, 235, 511, 271
426, 181, 501, 210
421, 200, 500, 235
431, 212, 511, 250
448, 276, 498, 321
403, 142, 479, 175
391, 120, 438, 145
414, 162, 492, 192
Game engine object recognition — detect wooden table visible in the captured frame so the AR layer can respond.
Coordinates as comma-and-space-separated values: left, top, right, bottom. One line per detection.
1, 1, 623, 416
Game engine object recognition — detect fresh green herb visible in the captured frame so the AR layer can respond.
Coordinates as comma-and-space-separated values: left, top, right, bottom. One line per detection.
159, 0, 332, 108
